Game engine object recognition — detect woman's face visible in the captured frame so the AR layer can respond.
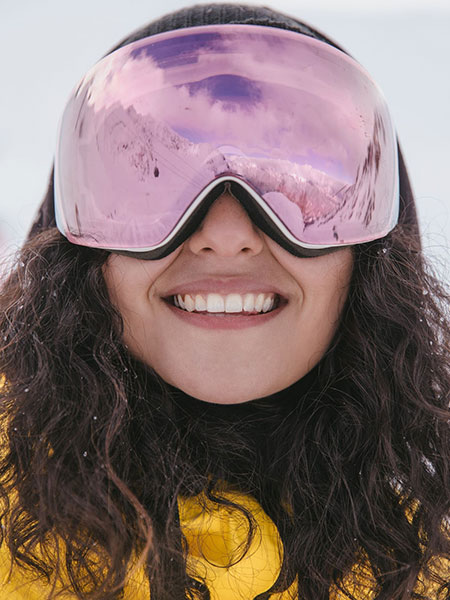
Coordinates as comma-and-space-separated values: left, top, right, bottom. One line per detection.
103, 191, 353, 404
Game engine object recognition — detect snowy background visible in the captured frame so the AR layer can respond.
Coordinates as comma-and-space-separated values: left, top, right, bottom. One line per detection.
1, 0, 449, 279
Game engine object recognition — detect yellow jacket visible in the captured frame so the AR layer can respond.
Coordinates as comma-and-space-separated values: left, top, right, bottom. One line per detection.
0, 490, 448, 599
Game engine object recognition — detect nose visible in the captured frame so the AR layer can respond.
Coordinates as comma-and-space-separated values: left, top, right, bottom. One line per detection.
186, 190, 265, 257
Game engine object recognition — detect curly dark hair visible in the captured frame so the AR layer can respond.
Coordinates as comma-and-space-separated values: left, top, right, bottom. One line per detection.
0, 5, 449, 600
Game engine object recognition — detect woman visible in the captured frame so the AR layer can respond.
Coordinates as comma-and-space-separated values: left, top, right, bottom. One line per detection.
0, 4, 449, 599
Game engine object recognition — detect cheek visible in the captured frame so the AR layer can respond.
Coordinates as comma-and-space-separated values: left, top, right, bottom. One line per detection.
287, 293, 346, 377
109, 291, 166, 372
102, 254, 169, 356
306, 283, 348, 350
284, 249, 353, 359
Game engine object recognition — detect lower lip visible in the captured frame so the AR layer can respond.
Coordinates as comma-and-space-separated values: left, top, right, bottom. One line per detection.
163, 300, 286, 329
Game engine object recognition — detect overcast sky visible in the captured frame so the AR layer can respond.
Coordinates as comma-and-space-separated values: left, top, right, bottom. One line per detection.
1, 0, 449, 279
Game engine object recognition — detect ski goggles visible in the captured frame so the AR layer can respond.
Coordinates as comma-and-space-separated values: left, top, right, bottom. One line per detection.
54, 24, 399, 259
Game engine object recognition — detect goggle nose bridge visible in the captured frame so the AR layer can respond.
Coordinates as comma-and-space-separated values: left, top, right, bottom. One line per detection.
112, 178, 340, 261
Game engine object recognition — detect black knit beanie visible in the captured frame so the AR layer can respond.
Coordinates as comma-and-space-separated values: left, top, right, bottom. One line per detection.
28, 3, 418, 239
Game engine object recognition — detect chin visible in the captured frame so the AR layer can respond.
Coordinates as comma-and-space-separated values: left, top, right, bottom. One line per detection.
194, 395, 257, 405
177, 380, 285, 405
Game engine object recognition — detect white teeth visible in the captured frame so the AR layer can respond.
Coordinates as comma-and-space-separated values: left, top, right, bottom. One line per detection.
225, 294, 243, 313
194, 295, 207, 311
243, 294, 254, 312
262, 296, 274, 312
171, 292, 278, 315
207, 293, 225, 313
254, 293, 265, 312
184, 294, 195, 312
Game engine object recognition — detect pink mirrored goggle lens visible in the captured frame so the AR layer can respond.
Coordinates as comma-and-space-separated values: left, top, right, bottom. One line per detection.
55, 24, 399, 257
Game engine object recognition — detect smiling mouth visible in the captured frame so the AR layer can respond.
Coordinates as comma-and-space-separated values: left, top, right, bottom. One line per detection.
164, 292, 283, 315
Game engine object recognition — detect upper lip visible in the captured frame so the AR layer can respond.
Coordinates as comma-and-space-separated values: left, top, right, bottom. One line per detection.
162, 278, 288, 299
